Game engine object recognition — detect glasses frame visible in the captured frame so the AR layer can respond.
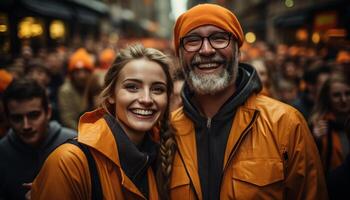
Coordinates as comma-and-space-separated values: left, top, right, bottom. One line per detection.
180, 32, 232, 52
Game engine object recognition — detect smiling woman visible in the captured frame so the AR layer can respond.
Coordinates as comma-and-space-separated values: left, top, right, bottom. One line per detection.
30, 44, 175, 200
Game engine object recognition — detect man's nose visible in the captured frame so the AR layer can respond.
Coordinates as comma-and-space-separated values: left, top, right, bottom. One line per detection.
22, 117, 32, 130
199, 38, 215, 56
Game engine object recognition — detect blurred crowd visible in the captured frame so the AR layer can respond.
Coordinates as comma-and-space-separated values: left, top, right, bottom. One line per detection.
0, 37, 349, 189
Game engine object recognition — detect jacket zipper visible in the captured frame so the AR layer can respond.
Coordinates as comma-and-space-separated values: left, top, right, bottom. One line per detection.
206, 117, 212, 128
219, 110, 260, 189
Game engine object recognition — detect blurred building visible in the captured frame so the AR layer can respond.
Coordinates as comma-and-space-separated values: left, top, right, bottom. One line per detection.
0, 0, 175, 64
186, 0, 349, 47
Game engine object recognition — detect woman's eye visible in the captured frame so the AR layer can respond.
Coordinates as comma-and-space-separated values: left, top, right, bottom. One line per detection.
124, 84, 138, 92
152, 86, 166, 94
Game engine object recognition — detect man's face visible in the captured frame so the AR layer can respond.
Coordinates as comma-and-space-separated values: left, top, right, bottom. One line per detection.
71, 68, 92, 90
7, 98, 51, 147
179, 25, 239, 95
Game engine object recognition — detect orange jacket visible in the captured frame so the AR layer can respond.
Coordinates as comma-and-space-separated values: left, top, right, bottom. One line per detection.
169, 94, 327, 200
31, 109, 159, 200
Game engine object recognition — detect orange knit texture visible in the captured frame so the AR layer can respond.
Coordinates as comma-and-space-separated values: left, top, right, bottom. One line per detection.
68, 48, 94, 72
173, 4, 244, 55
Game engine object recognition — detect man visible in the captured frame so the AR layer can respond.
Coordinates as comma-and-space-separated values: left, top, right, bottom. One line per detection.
169, 4, 327, 200
58, 48, 94, 129
0, 78, 76, 200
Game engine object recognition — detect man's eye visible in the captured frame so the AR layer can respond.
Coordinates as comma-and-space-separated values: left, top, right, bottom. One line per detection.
184, 37, 201, 45
27, 111, 42, 120
9, 115, 23, 123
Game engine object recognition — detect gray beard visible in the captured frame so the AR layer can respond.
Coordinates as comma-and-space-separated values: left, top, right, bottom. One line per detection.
187, 68, 232, 95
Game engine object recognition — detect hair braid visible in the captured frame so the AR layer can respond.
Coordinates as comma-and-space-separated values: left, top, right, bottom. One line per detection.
157, 109, 176, 200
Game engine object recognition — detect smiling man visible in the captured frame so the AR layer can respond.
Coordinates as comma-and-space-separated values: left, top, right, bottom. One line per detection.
0, 78, 76, 200
168, 3, 328, 200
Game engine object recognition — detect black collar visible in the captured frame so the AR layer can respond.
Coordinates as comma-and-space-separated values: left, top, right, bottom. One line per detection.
103, 114, 158, 180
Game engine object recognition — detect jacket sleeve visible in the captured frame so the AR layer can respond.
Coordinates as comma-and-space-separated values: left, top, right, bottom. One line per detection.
283, 110, 328, 200
31, 144, 91, 200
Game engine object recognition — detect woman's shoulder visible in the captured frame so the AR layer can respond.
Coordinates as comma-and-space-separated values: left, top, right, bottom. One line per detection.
45, 143, 87, 167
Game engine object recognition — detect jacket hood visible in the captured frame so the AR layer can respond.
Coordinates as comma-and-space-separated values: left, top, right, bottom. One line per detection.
181, 63, 262, 124
6, 121, 64, 152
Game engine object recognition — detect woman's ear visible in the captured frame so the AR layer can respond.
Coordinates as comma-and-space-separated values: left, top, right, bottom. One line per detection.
107, 96, 115, 104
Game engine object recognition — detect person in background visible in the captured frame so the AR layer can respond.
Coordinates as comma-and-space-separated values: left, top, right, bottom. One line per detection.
170, 67, 185, 111
292, 64, 331, 120
0, 78, 76, 200
159, 4, 327, 200
0, 69, 13, 138
327, 115, 350, 200
58, 48, 94, 130
310, 73, 350, 175
250, 58, 277, 98
31, 44, 174, 200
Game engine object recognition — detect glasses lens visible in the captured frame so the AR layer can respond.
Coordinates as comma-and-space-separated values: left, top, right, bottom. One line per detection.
209, 32, 230, 49
182, 35, 202, 52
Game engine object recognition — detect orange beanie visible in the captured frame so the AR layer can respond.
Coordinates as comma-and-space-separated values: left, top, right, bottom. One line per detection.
173, 4, 244, 55
99, 48, 116, 69
68, 48, 94, 72
0, 69, 13, 92
336, 50, 350, 64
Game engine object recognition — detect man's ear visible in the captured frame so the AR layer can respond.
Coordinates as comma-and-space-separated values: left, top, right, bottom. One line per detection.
46, 104, 52, 120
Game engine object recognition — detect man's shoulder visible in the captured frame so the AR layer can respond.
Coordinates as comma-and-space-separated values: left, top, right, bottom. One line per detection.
248, 94, 303, 122
47, 121, 77, 147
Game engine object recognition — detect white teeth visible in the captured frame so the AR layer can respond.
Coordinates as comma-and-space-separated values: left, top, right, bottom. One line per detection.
132, 109, 154, 116
198, 63, 219, 68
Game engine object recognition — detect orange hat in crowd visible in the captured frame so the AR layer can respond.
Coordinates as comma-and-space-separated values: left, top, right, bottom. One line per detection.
336, 50, 350, 64
99, 48, 116, 69
68, 48, 94, 72
173, 4, 244, 55
0, 69, 13, 92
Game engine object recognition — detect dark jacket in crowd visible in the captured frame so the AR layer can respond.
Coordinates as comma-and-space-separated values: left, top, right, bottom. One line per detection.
0, 121, 76, 200
328, 154, 350, 200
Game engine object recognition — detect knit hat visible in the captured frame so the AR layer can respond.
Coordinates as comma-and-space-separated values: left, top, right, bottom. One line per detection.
68, 48, 94, 72
336, 50, 350, 64
0, 69, 13, 92
99, 48, 116, 69
173, 4, 244, 55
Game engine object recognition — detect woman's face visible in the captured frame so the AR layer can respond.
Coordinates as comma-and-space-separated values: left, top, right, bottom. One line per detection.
109, 58, 168, 138
329, 81, 350, 114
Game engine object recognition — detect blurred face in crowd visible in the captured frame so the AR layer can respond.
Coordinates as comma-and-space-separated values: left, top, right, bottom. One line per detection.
7, 98, 51, 147
329, 81, 350, 114
179, 25, 239, 95
28, 68, 51, 87
170, 79, 184, 111
71, 68, 92, 91
108, 58, 168, 143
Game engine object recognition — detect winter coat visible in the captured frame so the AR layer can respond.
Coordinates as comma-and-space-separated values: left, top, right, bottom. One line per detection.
31, 109, 159, 200
169, 64, 327, 200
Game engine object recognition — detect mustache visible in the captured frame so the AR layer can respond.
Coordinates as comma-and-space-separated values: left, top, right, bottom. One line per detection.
191, 54, 225, 65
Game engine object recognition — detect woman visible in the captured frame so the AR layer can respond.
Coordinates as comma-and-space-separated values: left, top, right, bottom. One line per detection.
31, 44, 174, 200
310, 73, 350, 175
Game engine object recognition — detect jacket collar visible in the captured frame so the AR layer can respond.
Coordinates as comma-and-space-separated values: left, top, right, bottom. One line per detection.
103, 113, 158, 181
78, 109, 121, 167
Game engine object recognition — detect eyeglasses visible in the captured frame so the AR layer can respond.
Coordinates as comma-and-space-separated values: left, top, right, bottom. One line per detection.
181, 32, 232, 52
